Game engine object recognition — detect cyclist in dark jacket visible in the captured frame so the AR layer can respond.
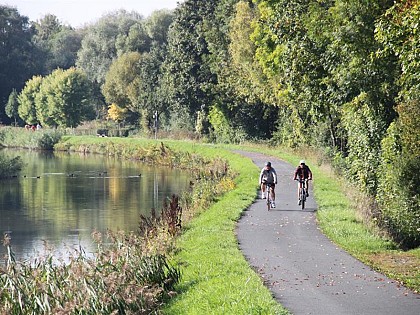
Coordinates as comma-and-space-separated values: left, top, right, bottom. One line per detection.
293, 160, 312, 200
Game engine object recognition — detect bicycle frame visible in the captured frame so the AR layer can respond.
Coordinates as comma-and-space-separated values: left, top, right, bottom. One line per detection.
265, 182, 274, 211
298, 178, 307, 209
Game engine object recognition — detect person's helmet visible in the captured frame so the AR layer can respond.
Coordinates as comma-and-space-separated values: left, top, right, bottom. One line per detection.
265, 161, 271, 167
300, 160, 305, 165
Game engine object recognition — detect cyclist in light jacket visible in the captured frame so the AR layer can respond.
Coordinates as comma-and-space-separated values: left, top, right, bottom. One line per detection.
259, 162, 278, 207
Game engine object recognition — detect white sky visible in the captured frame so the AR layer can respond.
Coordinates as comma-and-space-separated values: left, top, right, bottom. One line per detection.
4, 0, 183, 27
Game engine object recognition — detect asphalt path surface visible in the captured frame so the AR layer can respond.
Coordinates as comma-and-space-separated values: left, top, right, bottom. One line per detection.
236, 151, 420, 315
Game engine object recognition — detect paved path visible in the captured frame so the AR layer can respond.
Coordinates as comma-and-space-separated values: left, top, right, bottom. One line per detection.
236, 151, 419, 315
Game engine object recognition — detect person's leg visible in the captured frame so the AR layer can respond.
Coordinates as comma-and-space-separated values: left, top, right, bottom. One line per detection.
261, 183, 266, 198
306, 179, 310, 196
297, 181, 301, 198
297, 181, 302, 204
271, 184, 276, 201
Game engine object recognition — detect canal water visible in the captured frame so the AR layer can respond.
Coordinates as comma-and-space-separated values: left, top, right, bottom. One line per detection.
0, 149, 190, 262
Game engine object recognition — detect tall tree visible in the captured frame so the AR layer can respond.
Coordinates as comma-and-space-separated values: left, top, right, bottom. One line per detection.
163, 0, 218, 130
0, 5, 40, 123
76, 10, 144, 86
375, 0, 420, 248
32, 14, 83, 73
5, 89, 20, 126
18, 76, 43, 125
38, 68, 95, 127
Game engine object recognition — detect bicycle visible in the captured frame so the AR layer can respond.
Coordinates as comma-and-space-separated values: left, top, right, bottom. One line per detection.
264, 182, 275, 211
296, 178, 308, 209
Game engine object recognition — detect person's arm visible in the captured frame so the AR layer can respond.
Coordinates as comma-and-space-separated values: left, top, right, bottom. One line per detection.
293, 167, 298, 180
259, 169, 264, 184
307, 166, 312, 180
273, 169, 278, 184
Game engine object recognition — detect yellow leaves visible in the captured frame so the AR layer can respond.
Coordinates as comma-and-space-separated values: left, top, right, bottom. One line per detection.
107, 103, 127, 122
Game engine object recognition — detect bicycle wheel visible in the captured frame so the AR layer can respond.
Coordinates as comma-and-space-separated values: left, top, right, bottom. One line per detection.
301, 187, 305, 210
266, 188, 271, 211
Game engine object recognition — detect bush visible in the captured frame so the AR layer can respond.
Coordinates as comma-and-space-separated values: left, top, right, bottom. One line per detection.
0, 126, 63, 150
0, 155, 23, 178
378, 119, 420, 249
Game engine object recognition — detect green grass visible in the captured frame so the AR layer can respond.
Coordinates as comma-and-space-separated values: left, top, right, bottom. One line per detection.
163, 150, 288, 314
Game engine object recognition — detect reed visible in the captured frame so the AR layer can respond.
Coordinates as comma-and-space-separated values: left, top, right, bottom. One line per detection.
0, 230, 180, 314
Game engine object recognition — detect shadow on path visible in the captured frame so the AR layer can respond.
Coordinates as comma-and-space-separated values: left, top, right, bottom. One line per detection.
235, 151, 419, 315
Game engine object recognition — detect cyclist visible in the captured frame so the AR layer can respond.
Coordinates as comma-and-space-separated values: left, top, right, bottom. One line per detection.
293, 160, 312, 204
259, 161, 278, 208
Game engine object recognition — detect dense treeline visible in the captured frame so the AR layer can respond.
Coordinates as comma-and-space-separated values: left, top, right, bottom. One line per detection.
0, 1, 418, 247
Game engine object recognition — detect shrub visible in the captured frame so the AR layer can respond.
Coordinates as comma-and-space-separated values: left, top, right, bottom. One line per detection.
0, 127, 63, 150
0, 155, 23, 178
378, 114, 420, 249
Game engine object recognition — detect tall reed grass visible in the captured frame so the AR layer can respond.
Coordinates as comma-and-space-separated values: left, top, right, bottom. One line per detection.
1, 230, 180, 314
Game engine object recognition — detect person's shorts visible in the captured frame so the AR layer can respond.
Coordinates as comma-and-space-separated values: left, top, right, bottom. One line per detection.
263, 183, 275, 189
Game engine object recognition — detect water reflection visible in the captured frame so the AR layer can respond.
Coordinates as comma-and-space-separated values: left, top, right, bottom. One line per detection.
0, 149, 190, 262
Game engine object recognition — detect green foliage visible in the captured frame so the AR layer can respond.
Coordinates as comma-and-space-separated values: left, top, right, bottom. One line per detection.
5, 89, 20, 126
341, 93, 388, 194
378, 101, 420, 248
0, 5, 41, 123
76, 10, 145, 86
102, 52, 142, 111
0, 155, 23, 178
31, 14, 82, 73
375, 0, 420, 101
208, 105, 246, 144
18, 68, 95, 128
17, 76, 43, 125
0, 126, 63, 150
163, 0, 217, 130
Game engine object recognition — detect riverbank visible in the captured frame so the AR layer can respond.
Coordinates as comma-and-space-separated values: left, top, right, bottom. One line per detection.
1, 134, 418, 313
56, 135, 289, 314
56, 137, 419, 309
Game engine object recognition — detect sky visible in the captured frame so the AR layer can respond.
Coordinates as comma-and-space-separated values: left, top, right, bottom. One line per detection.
4, 0, 183, 27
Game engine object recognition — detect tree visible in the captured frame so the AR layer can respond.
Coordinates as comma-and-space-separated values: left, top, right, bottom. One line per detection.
18, 76, 43, 125
107, 103, 127, 123
39, 68, 95, 127
375, 0, 420, 248
163, 0, 219, 131
5, 89, 20, 126
102, 52, 142, 115
144, 10, 174, 46
0, 5, 40, 123
32, 14, 83, 73
76, 10, 144, 86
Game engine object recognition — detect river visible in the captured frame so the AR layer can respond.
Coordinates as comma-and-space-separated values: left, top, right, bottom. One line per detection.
0, 149, 190, 262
